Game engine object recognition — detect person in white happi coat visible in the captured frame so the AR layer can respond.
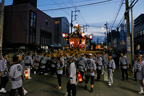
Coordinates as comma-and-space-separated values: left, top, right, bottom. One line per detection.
102, 51, 108, 74
119, 52, 129, 80
33, 53, 42, 73
9, 56, 24, 96
24, 52, 33, 79
77, 53, 86, 81
95, 52, 103, 81
67, 57, 77, 96
133, 54, 144, 94
105, 54, 116, 86
85, 53, 96, 93
18, 54, 28, 95
39, 53, 48, 75
0, 53, 9, 93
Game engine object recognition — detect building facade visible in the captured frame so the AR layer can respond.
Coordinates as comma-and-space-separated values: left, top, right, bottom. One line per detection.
119, 24, 127, 52
134, 14, 144, 52
107, 30, 120, 51
53, 17, 69, 47
3, 1, 55, 49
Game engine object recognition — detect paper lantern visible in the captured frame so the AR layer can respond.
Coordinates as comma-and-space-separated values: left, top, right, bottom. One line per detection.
62, 33, 66, 37
89, 35, 92, 39
77, 72, 82, 83
25, 69, 28, 79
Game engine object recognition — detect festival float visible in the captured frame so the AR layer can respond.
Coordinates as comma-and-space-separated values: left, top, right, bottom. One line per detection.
62, 23, 92, 51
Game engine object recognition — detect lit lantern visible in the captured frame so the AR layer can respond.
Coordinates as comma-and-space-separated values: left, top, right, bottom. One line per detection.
89, 35, 92, 39
77, 72, 82, 83
25, 69, 29, 79
62, 33, 66, 37
75, 22, 79, 29
81, 32, 85, 37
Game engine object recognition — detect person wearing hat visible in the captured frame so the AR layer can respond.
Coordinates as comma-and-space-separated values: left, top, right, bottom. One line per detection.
119, 52, 129, 80
0, 53, 9, 93
133, 54, 144, 94
105, 54, 116, 86
77, 53, 86, 81
85, 53, 96, 92
95, 52, 103, 81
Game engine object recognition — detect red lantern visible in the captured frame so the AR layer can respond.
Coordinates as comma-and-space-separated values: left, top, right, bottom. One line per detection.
82, 32, 85, 37
25, 69, 29, 79
62, 33, 66, 37
89, 35, 92, 39
77, 72, 82, 83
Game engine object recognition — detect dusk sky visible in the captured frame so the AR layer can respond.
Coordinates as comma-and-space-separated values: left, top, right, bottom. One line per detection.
4, 0, 144, 43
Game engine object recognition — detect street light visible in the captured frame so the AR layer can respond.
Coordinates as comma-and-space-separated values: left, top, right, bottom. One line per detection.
101, 27, 105, 30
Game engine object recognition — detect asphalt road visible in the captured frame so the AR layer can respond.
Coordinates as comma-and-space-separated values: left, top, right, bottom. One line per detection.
0, 69, 141, 96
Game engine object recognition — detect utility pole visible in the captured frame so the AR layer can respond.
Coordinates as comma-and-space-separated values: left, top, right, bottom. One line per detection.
0, 0, 5, 53
71, 11, 73, 34
104, 22, 108, 47
125, 0, 132, 65
70, 8, 80, 34
131, 0, 134, 64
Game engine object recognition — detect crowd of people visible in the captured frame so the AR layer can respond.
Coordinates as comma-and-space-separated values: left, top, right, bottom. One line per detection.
0, 49, 144, 96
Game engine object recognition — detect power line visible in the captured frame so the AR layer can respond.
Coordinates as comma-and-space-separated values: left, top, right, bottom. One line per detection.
38, 0, 102, 6
42, 0, 113, 11
69, 0, 88, 25
116, 0, 139, 29
110, 0, 124, 30
2, 0, 119, 13
51, 0, 70, 16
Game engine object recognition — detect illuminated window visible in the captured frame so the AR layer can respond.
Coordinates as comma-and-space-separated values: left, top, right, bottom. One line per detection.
55, 21, 60, 24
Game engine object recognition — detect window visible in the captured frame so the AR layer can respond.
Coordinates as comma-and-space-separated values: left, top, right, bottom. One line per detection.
55, 21, 60, 24
40, 30, 52, 45
29, 11, 37, 44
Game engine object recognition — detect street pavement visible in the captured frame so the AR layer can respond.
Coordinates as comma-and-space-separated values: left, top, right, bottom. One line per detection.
0, 69, 141, 96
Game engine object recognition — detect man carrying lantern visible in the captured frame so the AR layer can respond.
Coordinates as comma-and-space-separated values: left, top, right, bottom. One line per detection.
24, 52, 33, 79
77, 53, 86, 81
